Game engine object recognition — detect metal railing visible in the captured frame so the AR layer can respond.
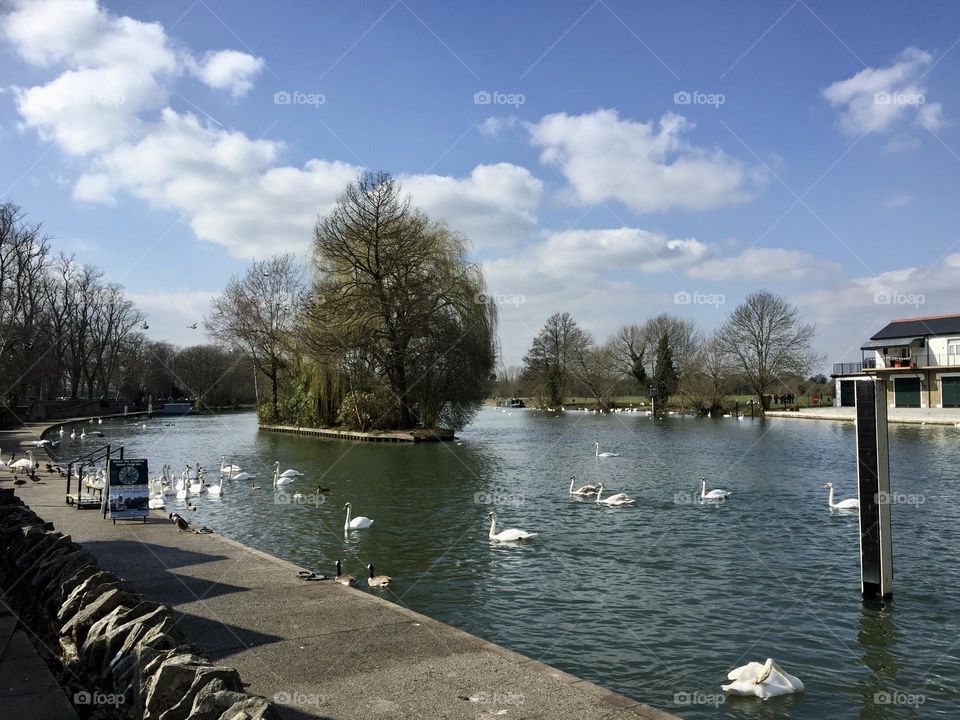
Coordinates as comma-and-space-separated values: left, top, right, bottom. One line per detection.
834, 352, 960, 375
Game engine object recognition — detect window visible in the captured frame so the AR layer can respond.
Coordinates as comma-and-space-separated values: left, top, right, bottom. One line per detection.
949, 339, 960, 364
900, 347, 911, 359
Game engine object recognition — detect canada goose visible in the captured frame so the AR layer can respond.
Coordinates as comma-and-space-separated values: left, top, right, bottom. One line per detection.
335, 560, 356, 586
366, 563, 392, 588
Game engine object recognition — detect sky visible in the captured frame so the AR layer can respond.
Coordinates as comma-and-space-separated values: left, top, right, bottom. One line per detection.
3, 0, 960, 372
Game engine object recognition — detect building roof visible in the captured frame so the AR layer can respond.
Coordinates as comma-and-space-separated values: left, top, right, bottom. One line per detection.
870, 314, 960, 340
861, 337, 924, 350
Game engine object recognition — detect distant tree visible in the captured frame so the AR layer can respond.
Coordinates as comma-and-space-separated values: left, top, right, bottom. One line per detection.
206, 253, 305, 421
570, 338, 619, 411
652, 331, 678, 410
522, 312, 586, 408
684, 333, 735, 416
610, 324, 648, 386
809, 373, 828, 385
717, 290, 820, 410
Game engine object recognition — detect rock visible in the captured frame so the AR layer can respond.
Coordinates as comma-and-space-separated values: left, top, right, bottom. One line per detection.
158, 666, 243, 720
61, 586, 140, 646
214, 697, 279, 720
186, 679, 249, 720
143, 653, 209, 719
58, 571, 130, 622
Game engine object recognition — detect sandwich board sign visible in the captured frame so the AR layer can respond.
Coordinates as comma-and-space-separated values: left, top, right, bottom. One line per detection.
105, 459, 149, 522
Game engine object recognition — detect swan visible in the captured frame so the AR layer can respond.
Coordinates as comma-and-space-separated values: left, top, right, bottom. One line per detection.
80, 429, 86, 439
70, 429, 76, 439
279, 468, 304, 478
824, 483, 859, 511
175, 472, 189, 500
593, 442, 620, 458
335, 560, 357, 586
367, 563, 392, 588
187, 466, 204, 494
701, 477, 731, 502
568, 475, 599, 497
208, 476, 223, 497
343, 502, 373, 530
486, 511, 537, 541
228, 471, 253, 481
596, 482, 635, 506
722, 658, 804, 699
272, 462, 294, 486
10, 451, 36, 472
98, 417, 102, 424
58, 426, 64, 437
220, 457, 242, 475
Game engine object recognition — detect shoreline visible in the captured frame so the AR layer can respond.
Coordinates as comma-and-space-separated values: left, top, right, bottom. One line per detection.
5, 415, 678, 720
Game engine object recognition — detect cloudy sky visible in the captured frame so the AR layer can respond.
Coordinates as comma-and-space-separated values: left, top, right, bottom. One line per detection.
3, 0, 960, 370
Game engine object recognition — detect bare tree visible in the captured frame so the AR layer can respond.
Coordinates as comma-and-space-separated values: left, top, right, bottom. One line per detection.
717, 290, 819, 410
610, 324, 649, 387
684, 333, 735, 416
521, 312, 587, 408
570, 337, 620, 411
206, 253, 305, 420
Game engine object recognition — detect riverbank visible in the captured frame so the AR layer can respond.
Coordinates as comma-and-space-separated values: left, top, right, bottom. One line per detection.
2, 419, 677, 720
765, 406, 960, 425
260, 424, 456, 442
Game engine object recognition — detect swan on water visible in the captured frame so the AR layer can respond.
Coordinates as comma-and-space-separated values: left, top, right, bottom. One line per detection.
229, 471, 253, 481
568, 475, 599, 497
824, 483, 859, 511
187, 466, 204, 494
70, 429, 76, 439
486, 511, 537, 541
367, 563, 392, 588
80, 429, 86, 439
279, 467, 304, 478
220, 457, 242, 475
701, 477, 731, 502
335, 560, 357, 586
595, 482, 635, 506
593, 442, 620, 458
722, 658, 804, 699
58, 426, 64, 437
343, 502, 373, 530
207, 476, 223, 497
273, 462, 295, 486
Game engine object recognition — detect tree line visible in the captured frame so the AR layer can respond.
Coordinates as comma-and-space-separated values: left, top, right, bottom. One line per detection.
0, 202, 258, 424
512, 291, 823, 415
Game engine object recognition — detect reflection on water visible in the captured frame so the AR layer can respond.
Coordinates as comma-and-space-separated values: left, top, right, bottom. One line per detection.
65, 408, 960, 719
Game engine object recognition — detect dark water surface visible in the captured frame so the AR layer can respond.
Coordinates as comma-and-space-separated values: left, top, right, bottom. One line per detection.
63, 409, 959, 719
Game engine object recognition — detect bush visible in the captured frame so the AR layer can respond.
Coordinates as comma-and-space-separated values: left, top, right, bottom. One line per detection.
337, 389, 397, 430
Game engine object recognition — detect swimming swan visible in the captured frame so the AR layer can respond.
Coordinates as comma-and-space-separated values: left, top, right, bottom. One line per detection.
701, 477, 731, 501
596, 482, 635, 506
568, 475, 599, 496
594, 442, 620, 458
824, 483, 859, 511
343, 502, 373, 530
722, 658, 804, 699
486, 511, 537, 541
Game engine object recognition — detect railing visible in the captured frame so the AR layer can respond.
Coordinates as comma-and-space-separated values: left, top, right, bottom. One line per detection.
834, 352, 960, 375
833, 362, 863, 376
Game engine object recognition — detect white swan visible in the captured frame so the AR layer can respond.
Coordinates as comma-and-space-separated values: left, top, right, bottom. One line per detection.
824, 483, 859, 511
70, 429, 76, 439
80, 429, 86, 439
220, 456, 242, 475
10, 451, 36, 472
568, 475, 598, 497
58, 426, 64, 437
187, 465, 204, 494
175, 472, 189, 500
208, 476, 223, 496
596, 482, 635, 506
701, 477, 731, 502
272, 462, 294, 486
279, 468, 304, 478
487, 511, 537, 541
722, 658, 804, 699
229, 470, 254, 481
343, 502, 373, 530
593, 442, 620, 458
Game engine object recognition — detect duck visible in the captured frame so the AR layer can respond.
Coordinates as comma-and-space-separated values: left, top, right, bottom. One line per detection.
486, 511, 537, 541
568, 475, 599, 497
250, 483, 261, 491
593, 442, 620, 458
343, 502, 373, 530
366, 563, 392, 588
335, 560, 357, 586
701, 477, 731, 502
722, 658, 804, 699
824, 483, 859, 511
596, 482, 635, 506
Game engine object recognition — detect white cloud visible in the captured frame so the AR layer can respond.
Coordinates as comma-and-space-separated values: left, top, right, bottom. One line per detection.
526, 109, 760, 213
478, 116, 519, 137
687, 248, 840, 281
882, 193, 913, 209
403, 163, 542, 251
189, 50, 264, 98
822, 47, 943, 137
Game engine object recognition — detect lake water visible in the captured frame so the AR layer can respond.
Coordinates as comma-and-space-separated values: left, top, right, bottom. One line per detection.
62, 409, 960, 718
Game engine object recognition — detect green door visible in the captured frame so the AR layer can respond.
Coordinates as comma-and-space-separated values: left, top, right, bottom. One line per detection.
942, 377, 960, 408
840, 380, 856, 407
894, 377, 921, 407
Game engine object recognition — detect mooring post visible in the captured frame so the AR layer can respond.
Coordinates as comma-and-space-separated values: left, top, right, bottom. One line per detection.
855, 378, 894, 600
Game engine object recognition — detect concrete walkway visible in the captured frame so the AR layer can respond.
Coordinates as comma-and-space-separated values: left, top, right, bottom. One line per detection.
0, 422, 676, 720
766, 406, 960, 425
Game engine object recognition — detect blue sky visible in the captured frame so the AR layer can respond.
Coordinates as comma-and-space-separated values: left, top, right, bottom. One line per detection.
3, 0, 960, 370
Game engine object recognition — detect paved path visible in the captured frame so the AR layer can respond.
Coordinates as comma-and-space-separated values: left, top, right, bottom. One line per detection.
766, 406, 960, 425
0, 421, 677, 720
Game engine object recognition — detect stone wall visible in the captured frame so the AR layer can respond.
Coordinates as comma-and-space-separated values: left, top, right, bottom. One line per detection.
0, 489, 278, 720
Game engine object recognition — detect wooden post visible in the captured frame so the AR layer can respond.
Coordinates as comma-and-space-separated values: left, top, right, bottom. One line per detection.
855, 379, 894, 600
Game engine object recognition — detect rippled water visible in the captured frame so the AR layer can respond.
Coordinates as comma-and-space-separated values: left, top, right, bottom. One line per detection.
62, 409, 960, 718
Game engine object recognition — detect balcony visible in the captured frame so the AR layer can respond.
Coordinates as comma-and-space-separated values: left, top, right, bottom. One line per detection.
833, 352, 960, 376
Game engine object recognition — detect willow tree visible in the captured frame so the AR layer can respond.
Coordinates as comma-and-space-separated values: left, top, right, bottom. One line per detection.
305, 171, 496, 430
